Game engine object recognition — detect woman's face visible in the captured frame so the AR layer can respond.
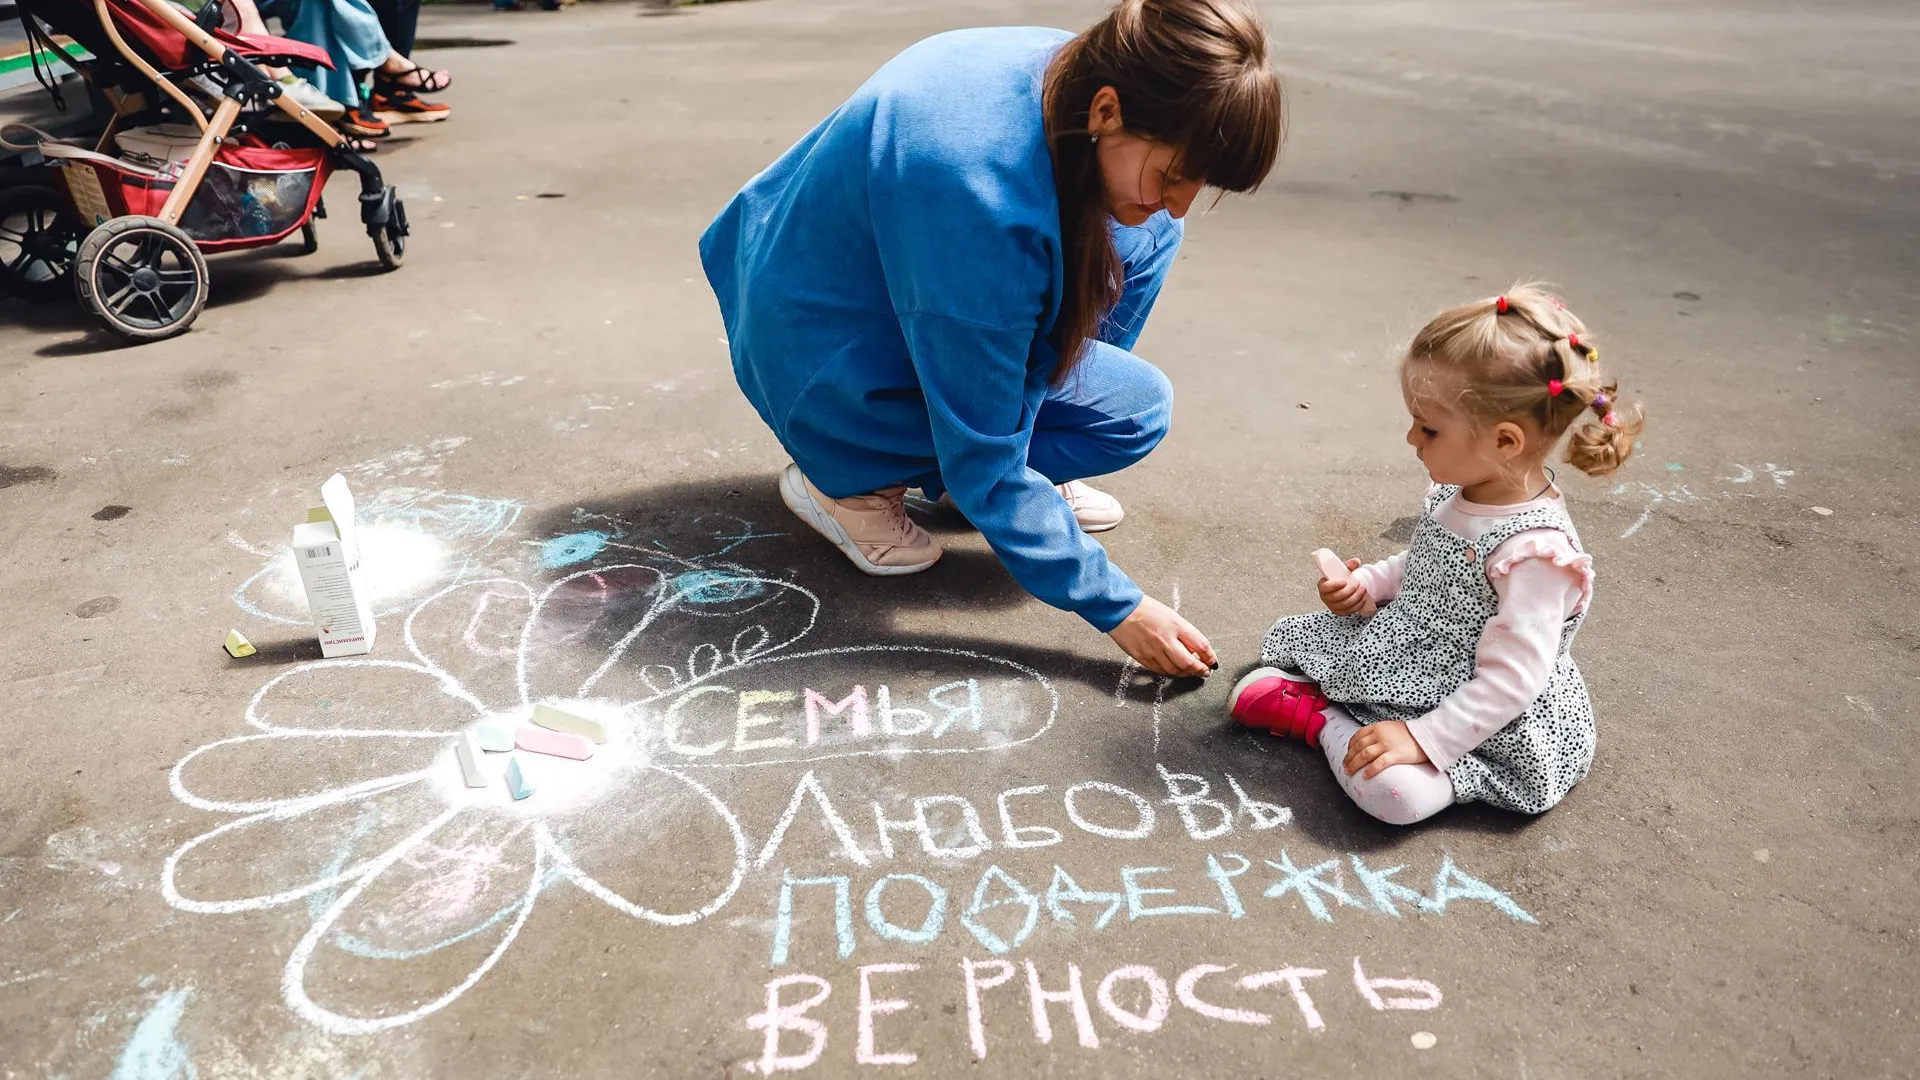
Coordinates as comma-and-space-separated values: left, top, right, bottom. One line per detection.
1087, 87, 1204, 226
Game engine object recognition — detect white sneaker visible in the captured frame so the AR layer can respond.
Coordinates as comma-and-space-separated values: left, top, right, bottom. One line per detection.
278, 76, 347, 122
935, 481, 1124, 533
779, 464, 942, 576
1056, 480, 1124, 532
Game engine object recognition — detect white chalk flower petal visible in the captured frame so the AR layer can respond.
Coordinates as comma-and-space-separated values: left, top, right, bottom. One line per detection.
517, 564, 820, 707
247, 659, 487, 736
284, 806, 547, 1035
400, 578, 535, 714
163, 767, 438, 914
538, 764, 749, 927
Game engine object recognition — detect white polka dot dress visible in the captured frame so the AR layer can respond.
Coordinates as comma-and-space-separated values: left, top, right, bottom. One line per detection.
1261, 485, 1596, 814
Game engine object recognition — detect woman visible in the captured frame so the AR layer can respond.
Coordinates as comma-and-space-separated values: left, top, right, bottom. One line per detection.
699, 0, 1282, 677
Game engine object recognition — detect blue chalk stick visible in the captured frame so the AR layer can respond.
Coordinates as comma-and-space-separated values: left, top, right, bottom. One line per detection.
505, 756, 534, 801
475, 722, 514, 753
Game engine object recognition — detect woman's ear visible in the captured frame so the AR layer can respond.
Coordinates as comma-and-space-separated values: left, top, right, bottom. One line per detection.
1087, 85, 1124, 136
1491, 420, 1528, 462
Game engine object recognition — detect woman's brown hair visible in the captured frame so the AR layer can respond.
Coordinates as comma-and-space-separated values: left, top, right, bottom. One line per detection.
1043, 0, 1283, 380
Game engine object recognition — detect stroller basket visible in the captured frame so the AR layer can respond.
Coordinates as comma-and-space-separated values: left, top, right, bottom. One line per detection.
55, 143, 330, 250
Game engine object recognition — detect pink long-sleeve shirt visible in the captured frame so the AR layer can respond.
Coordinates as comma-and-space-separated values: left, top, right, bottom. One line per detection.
1349, 488, 1594, 771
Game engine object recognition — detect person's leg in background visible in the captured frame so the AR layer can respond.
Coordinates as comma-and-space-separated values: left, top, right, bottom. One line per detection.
368, 0, 419, 57
1316, 706, 1457, 825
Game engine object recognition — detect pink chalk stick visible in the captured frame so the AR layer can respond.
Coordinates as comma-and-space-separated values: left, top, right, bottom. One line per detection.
515, 724, 594, 761
1312, 548, 1350, 583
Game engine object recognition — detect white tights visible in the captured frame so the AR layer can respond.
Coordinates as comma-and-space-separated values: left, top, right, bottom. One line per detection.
1318, 706, 1456, 825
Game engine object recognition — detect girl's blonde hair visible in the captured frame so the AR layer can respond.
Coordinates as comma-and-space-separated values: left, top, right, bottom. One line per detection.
1404, 282, 1643, 477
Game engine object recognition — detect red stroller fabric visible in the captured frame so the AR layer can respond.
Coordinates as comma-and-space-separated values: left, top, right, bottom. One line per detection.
57, 143, 332, 251
103, 0, 334, 70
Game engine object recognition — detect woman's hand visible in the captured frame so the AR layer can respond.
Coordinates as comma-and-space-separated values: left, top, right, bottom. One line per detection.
1342, 720, 1430, 779
1109, 595, 1217, 678
1319, 558, 1375, 616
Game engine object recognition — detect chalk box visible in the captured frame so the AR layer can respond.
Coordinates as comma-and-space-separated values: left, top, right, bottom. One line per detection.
292, 473, 376, 658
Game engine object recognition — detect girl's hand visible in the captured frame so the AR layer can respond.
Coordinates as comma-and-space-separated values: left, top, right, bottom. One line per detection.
1342, 720, 1430, 779
1319, 558, 1374, 616
1109, 595, 1218, 678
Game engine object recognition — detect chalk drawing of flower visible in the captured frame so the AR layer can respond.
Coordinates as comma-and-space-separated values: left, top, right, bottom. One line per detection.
173, 520, 1061, 1037
163, 563, 821, 1035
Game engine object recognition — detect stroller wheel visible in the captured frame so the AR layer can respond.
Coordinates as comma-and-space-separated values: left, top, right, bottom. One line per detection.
75, 217, 209, 343
299, 219, 319, 255
0, 186, 84, 302
372, 195, 407, 270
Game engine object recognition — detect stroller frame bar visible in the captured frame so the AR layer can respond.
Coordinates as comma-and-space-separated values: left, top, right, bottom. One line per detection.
93, 0, 349, 226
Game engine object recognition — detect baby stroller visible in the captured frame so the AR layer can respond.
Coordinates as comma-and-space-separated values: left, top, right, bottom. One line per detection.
0, 0, 407, 341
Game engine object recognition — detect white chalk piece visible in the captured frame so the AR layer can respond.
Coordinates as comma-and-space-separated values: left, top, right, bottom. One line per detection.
454, 732, 490, 788
505, 756, 534, 801
475, 722, 514, 753
1312, 548, 1350, 584
531, 702, 610, 744
222, 629, 256, 658
1810, 506, 1834, 516
1411, 1031, 1438, 1050
1314, 547, 1377, 615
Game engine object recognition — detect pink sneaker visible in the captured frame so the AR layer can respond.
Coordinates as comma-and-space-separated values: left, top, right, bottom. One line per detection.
778, 463, 942, 576
1228, 667, 1329, 748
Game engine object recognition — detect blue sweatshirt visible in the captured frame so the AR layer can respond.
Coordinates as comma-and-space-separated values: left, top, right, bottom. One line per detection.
699, 26, 1146, 632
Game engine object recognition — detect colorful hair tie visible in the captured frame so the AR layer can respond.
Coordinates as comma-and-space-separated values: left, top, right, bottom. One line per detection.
1593, 392, 1610, 410
1548, 378, 1565, 396
1567, 333, 1582, 350
1603, 412, 1619, 427
1495, 296, 1510, 314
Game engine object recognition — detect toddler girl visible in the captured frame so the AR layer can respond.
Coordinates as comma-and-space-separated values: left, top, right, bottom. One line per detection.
1229, 284, 1641, 824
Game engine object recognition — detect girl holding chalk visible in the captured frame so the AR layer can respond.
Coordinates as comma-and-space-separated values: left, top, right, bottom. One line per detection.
1229, 285, 1642, 824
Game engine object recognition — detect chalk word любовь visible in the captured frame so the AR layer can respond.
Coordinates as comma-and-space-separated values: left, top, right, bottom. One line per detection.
746, 765, 1292, 877
745, 955, 1443, 1072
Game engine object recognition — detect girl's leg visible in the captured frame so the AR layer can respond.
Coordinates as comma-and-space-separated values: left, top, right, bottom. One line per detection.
1316, 707, 1456, 826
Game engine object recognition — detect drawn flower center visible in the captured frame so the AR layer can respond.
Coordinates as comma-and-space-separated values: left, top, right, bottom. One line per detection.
432, 700, 645, 815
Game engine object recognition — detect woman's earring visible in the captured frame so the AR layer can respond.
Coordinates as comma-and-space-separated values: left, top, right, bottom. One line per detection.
1090, 134, 1099, 144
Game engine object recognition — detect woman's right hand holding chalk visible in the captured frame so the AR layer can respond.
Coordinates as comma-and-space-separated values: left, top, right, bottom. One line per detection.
1110, 595, 1217, 678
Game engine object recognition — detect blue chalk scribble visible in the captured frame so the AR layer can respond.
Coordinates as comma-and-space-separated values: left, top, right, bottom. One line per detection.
669, 569, 767, 605
109, 987, 195, 1080
541, 530, 610, 570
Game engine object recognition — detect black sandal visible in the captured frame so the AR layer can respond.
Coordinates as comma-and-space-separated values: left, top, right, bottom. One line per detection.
377, 63, 452, 94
